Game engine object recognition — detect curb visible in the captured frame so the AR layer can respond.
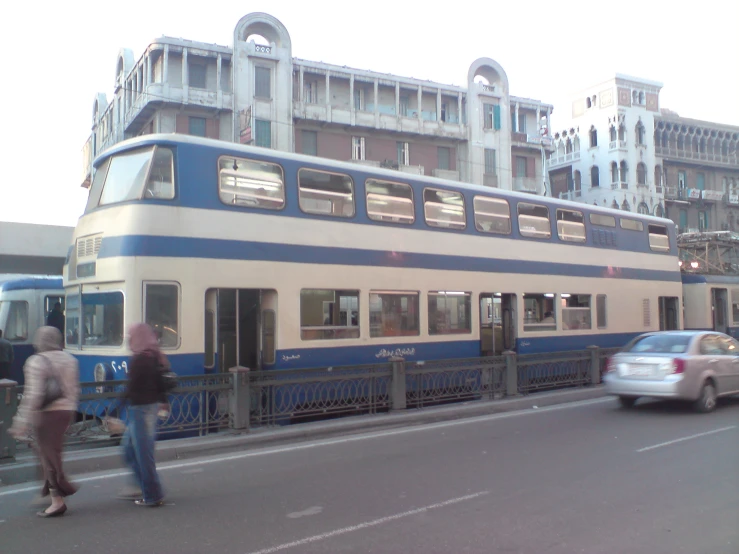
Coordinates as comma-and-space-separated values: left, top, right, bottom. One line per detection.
0, 385, 608, 487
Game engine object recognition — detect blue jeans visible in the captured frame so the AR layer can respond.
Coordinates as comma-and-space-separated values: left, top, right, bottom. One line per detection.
122, 404, 163, 503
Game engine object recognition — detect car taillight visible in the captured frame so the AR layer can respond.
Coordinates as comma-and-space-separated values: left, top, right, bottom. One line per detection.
672, 358, 686, 374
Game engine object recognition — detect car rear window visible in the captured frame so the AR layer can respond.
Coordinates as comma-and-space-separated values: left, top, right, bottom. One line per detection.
625, 335, 691, 354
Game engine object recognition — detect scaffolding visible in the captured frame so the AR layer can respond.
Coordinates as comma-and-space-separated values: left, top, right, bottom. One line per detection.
678, 231, 739, 275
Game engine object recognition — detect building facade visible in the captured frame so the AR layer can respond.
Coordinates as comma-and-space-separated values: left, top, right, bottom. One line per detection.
547, 74, 739, 232
81, 13, 554, 193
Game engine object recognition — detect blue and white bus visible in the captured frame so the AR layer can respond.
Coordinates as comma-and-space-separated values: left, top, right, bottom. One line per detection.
682, 273, 739, 338
0, 277, 65, 384
64, 134, 683, 384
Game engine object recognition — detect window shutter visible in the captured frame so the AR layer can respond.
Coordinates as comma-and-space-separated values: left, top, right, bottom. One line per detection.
493, 105, 501, 130
512, 158, 517, 177
526, 157, 535, 179
175, 115, 188, 134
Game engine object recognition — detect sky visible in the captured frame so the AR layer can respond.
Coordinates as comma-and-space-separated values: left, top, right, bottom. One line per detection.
1, 0, 737, 228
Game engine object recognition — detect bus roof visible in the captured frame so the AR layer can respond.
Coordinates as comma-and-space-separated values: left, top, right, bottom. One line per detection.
0, 277, 64, 293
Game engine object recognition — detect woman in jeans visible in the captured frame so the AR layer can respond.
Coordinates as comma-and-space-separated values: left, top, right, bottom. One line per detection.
119, 323, 167, 507
8, 327, 80, 517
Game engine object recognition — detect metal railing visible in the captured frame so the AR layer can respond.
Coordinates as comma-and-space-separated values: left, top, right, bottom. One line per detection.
2, 346, 616, 462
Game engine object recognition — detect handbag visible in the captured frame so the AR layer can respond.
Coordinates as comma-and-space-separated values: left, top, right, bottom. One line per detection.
39, 355, 64, 409
161, 370, 178, 392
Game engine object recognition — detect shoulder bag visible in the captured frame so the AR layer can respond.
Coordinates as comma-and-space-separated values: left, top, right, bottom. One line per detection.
39, 354, 64, 409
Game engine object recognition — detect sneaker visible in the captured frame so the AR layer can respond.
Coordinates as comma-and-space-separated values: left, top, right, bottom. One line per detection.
117, 486, 143, 500
134, 499, 164, 507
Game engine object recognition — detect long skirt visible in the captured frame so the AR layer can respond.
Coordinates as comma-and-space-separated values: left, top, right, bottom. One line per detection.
35, 410, 78, 498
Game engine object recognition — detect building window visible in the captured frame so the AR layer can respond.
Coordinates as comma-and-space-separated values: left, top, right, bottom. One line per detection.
255, 119, 271, 148
428, 292, 471, 335
370, 291, 419, 338
354, 88, 364, 110
437, 147, 451, 170
591, 165, 600, 188
619, 161, 628, 183
188, 117, 206, 137
298, 169, 354, 217
300, 289, 359, 341
516, 156, 528, 178
678, 171, 687, 189
679, 209, 688, 231
304, 81, 317, 104
366, 179, 414, 224
637, 202, 650, 215
483, 104, 501, 130
618, 124, 626, 141
637, 162, 647, 185
441, 102, 447, 122
636, 122, 646, 146
397, 141, 410, 166
611, 162, 618, 184
609, 126, 617, 142
302, 130, 318, 156
518, 112, 527, 134
255, 67, 271, 99
699, 210, 709, 231
218, 156, 285, 210
696, 172, 705, 190
574, 170, 582, 190
589, 127, 598, 148
352, 136, 365, 160
189, 63, 207, 89
399, 95, 408, 116
484, 149, 496, 175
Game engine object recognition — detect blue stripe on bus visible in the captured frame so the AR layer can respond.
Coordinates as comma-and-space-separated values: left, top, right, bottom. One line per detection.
97, 235, 681, 282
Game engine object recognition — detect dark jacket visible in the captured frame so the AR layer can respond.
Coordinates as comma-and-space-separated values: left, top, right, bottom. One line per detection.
123, 352, 166, 405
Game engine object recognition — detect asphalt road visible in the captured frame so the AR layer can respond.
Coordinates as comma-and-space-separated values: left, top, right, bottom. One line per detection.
1, 396, 738, 554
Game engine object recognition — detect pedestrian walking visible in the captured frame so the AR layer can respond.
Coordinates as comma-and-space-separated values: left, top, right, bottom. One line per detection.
8, 327, 80, 517
118, 323, 168, 507
0, 329, 13, 380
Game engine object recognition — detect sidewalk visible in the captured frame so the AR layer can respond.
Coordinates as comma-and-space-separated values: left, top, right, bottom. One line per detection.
0, 385, 608, 487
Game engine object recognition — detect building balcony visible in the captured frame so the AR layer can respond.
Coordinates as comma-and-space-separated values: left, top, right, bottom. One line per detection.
512, 132, 554, 152
483, 174, 498, 188
548, 150, 580, 169
610, 181, 629, 190
348, 159, 381, 167
432, 169, 460, 181
655, 145, 739, 167
513, 176, 540, 193
399, 164, 424, 175
608, 140, 628, 152
559, 190, 583, 201
702, 189, 724, 202
81, 135, 93, 188
724, 193, 739, 207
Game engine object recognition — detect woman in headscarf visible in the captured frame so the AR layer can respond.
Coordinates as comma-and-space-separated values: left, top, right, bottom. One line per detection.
118, 323, 167, 507
8, 327, 80, 517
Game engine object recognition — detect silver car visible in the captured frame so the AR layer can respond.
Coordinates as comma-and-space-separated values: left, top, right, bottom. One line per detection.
603, 331, 739, 412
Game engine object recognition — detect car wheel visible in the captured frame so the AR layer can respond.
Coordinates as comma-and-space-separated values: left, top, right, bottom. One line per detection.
618, 396, 637, 408
694, 381, 717, 413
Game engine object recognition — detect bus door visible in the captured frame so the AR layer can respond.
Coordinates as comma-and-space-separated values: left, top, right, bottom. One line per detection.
658, 296, 679, 331
711, 288, 729, 334
205, 288, 277, 373
479, 293, 516, 355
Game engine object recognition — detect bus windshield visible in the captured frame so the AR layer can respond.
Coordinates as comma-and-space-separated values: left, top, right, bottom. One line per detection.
96, 146, 174, 207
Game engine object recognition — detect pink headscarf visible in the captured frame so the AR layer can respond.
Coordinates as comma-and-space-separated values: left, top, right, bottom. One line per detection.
128, 323, 168, 367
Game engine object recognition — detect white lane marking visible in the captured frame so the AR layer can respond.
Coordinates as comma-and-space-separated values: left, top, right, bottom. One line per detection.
246, 491, 489, 554
637, 425, 737, 453
0, 397, 609, 497
287, 506, 323, 519
181, 468, 204, 474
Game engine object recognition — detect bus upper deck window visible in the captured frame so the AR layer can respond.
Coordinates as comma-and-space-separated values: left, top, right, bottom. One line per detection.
144, 147, 175, 200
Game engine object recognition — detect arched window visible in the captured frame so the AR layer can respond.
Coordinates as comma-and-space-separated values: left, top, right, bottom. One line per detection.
632, 90, 638, 104
662, 130, 669, 148
636, 122, 645, 146
639, 91, 645, 105
677, 135, 685, 150
610, 126, 617, 142
637, 202, 649, 214
619, 161, 628, 183
589, 126, 598, 148
621, 199, 630, 211
574, 170, 582, 190
612, 199, 619, 209
611, 162, 619, 184
637, 162, 647, 185
586, 97, 592, 109
573, 136, 580, 151
591, 166, 600, 188
654, 204, 664, 218
618, 124, 626, 141
700, 137, 706, 153
565, 137, 573, 154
